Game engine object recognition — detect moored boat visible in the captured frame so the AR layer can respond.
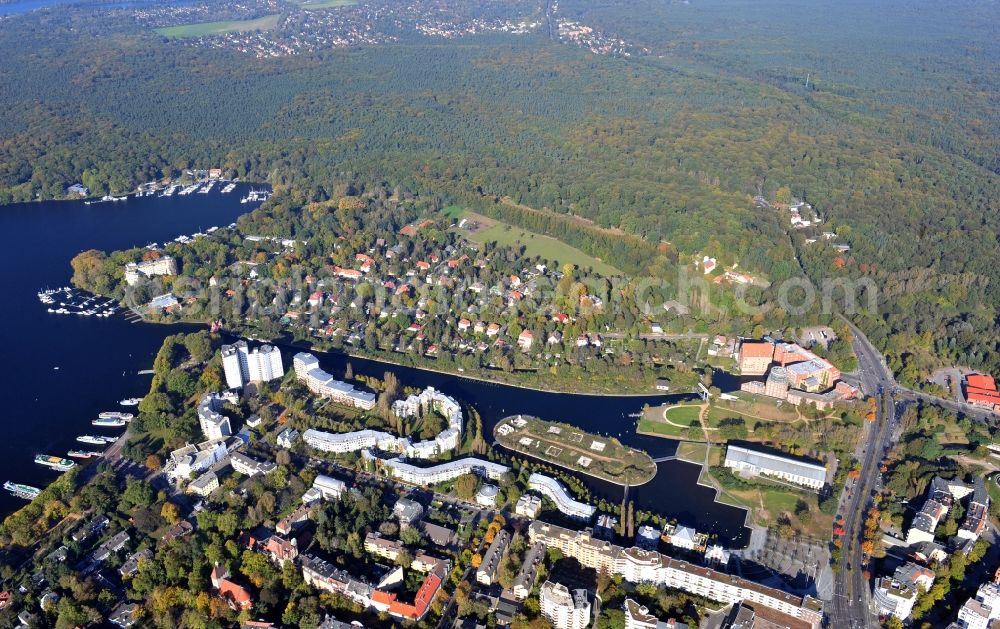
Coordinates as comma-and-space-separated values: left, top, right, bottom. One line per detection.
34, 455, 76, 472
3, 481, 41, 500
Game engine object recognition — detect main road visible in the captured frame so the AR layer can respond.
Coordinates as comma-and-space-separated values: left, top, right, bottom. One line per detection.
831, 317, 898, 629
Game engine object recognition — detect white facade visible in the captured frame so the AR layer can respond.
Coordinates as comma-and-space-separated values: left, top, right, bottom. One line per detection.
124, 256, 177, 286
382, 457, 509, 486
168, 439, 228, 481
528, 521, 823, 629
197, 393, 232, 441
221, 341, 284, 389
303, 474, 347, 504
293, 352, 376, 409
230, 452, 277, 477
723, 445, 827, 490
516, 494, 543, 518
528, 473, 596, 520
304, 428, 402, 454
540, 581, 591, 629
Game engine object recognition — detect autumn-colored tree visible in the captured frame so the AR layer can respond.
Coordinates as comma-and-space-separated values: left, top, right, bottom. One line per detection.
145, 454, 162, 472
160, 502, 181, 524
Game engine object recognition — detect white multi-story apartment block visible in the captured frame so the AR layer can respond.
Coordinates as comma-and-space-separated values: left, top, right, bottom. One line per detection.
293, 353, 376, 409
874, 577, 917, 620
230, 452, 277, 477
516, 494, 543, 518
303, 428, 402, 454
168, 439, 229, 481
392, 387, 463, 433
540, 581, 591, 629
382, 457, 509, 486
529, 521, 823, 629
528, 473, 596, 520
221, 341, 284, 389
197, 393, 232, 441
124, 256, 177, 286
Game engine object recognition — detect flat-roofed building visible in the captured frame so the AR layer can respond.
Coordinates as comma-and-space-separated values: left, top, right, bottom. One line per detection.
540, 581, 591, 629
723, 445, 827, 490
382, 457, 509, 486
230, 452, 277, 477
528, 473, 596, 520
293, 353, 376, 409
528, 521, 823, 629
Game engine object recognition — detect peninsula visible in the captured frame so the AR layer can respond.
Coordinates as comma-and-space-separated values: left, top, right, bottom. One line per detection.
494, 414, 657, 486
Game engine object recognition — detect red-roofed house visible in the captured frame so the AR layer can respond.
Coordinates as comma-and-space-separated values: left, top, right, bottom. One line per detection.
458, 318, 471, 331
517, 330, 534, 351
219, 579, 253, 611
263, 535, 298, 563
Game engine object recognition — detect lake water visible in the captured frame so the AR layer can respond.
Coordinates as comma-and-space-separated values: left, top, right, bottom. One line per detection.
0, 188, 258, 516
0, 0, 197, 16
0, 190, 751, 547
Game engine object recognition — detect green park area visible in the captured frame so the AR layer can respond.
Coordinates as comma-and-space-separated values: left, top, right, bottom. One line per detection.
447, 208, 622, 276
156, 15, 280, 38
495, 415, 656, 485
638, 403, 704, 441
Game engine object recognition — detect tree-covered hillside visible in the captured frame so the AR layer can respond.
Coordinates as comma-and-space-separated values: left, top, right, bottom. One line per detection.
2, 0, 1000, 380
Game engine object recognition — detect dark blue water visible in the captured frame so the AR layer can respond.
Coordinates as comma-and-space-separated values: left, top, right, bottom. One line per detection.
0, 0, 197, 16
0, 190, 751, 547
0, 187, 257, 516
269, 347, 752, 546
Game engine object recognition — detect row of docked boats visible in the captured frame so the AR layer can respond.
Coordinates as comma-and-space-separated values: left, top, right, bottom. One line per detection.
5, 399, 139, 500
38, 287, 118, 318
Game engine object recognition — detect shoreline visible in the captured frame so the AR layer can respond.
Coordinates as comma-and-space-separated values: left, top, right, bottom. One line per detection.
129, 313, 683, 397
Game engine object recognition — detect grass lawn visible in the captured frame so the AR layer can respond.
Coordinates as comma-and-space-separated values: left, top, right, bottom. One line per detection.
451, 209, 622, 276
676, 442, 708, 463
638, 417, 689, 438
663, 404, 702, 424
156, 14, 279, 38
293, 0, 357, 7
706, 397, 801, 426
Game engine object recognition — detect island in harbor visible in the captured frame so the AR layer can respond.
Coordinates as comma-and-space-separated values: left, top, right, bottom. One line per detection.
494, 414, 656, 486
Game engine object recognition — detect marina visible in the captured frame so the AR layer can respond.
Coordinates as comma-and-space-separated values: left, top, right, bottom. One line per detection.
0, 188, 255, 517
37, 287, 118, 318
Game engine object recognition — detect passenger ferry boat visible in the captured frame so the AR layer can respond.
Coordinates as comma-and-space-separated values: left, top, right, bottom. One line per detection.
34, 455, 76, 472
93, 417, 127, 427
4, 481, 41, 500
119, 398, 143, 406
98, 411, 133, 421
67, 450, 99, 459
76, 435, 106, 445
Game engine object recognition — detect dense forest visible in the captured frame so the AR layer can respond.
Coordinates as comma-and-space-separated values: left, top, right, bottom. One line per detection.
2, 0, 1000, 381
